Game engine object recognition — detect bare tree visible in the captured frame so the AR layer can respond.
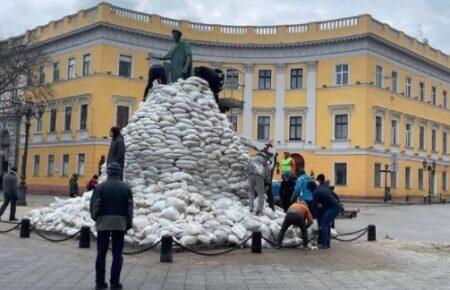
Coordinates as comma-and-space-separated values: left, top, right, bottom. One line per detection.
0, 33, 53, 117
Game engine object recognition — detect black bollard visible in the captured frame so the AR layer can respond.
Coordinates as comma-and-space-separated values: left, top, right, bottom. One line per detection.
20, 218, 30, 238
443, 197, 447, 204
79, 226, 91, 248
160, 235, 173, 263
367, 224, 376, 241
405, 194, 409, 202
251, 231, 262, 253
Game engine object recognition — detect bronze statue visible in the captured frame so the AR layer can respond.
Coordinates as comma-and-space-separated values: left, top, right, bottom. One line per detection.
148, 29, 192, 83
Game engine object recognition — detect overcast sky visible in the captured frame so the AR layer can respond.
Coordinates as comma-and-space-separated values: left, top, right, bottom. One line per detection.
1, 0, 449, 53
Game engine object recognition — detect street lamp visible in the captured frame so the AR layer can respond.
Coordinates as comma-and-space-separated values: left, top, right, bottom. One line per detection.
422, 159, 437, 204
379, 164, 393, 202
15, 100, 46, 206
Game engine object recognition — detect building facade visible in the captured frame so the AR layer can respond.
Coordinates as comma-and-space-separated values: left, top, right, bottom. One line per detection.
7, 3, 450, 198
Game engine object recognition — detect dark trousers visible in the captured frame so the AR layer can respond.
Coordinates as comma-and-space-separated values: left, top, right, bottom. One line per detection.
320, 208, 340, 248
96, 230, 125, 286
265, 184, 275, 211
280, 179, 295, 212
0, 194, 17, 220
277, 212, 308, 247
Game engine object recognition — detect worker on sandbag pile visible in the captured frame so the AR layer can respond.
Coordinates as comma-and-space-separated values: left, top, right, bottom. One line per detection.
142, 63, 167, 102
277, 200, 313, 249
247, 147, 271, 215
90, 162, 133, 290
279, 152, 296, 212
291, 169, 314, 208
107, 126, 125, 180
311, 174, 340, 249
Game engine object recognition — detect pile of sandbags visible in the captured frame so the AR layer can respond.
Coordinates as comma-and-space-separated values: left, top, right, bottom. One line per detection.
27, 77, 304, 247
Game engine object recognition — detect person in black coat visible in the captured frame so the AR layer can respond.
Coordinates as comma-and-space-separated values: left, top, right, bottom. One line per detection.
90, 162, 133, 290
0, 167, 18, 221
107, 127, 125, 180
311, 174, 341, 249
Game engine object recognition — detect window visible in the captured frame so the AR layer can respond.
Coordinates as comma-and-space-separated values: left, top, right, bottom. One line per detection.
257, 116, 270, 140
118, 54, 132, 78
405, 167, 411, 189
64, 106, 72, 131
289, 116, 302, 141
47, 155, 55, 176
443, 132, 447, 154
79, 104, 88, 130
375, 116, 383, 142
334, 114, 348, 140
61, 154, 69, 177
38, 66, 45, 85
35, 116, 42, 133
49, 108, 57, 132
443, 171, 447, 191
225, 69, 239, 89
444, 91, 448, 109
116, 105, 129, 129
68, 58, 75, 79
334, 163, 347, 186
77, 154, 86, 176
391, 71, 398, 93
375, 65, 383, 88
418, 169, 424, 190
391, 119, 398, 145
290, 68, 303, 89
228, 115, 238, 131
406, 123, 412, 147
33, 155, 40, 176
335, 64, 349, 86
405, 77, 412, 97
374, 163, 381, 187
432, 86, 437, 105
53, 62, 60, 82
82, 54, 91, 76
432, 129, 437, 152
419, 82, 425, 101
419, 126, 425, 150
258, 70, 271, 90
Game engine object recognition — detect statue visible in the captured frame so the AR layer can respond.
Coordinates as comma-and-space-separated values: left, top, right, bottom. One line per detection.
148, 29, 192, 83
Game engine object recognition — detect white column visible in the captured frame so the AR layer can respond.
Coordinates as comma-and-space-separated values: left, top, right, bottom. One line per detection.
243, 64, 254, 138
305, 61, 317, 148
275, 63, 286, 147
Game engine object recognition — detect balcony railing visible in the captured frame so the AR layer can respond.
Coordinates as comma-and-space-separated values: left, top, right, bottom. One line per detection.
111, 6, 150, 22
318, 17, 358, 31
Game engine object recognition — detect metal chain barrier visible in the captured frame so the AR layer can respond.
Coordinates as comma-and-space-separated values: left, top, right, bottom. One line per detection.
31, 226, 81, 242
333, 228, 369, 242
0, 223, 20, 233
121, 240, 162, 256
336, 227, 368, 237
0, 220, 20, 225
172, 235, 252, 256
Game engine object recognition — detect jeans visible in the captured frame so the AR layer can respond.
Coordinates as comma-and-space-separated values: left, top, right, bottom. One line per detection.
0, 194, 17, 220
320, 208, 340, 248
248, 174, 265, 213
277, 212, 308, 247
96, 230, 125, 286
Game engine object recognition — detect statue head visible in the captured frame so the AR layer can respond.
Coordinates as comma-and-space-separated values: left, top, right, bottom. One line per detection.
171, 29, 182, 42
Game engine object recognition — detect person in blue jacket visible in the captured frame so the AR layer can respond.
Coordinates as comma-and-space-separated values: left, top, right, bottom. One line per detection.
311, 174, 341, 249
291, 170, 313, 208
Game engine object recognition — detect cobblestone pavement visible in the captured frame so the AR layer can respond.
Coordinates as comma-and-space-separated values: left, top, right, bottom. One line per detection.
1, 197, 450, 289
0, 229, 450, 290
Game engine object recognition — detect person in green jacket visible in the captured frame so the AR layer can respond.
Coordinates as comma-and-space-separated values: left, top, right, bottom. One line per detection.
69, 173, 79, 198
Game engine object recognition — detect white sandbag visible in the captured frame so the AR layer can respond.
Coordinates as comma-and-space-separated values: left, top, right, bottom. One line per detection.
179, 235, 198, 246
160, 207, 179, 221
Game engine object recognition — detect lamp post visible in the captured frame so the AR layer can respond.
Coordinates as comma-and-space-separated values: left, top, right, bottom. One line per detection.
379, 164, 393, 202
14, 100, 45, 206
422, 159, 437, 204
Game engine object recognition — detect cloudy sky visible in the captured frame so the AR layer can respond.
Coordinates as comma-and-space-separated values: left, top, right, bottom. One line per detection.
1, 0, 449, 53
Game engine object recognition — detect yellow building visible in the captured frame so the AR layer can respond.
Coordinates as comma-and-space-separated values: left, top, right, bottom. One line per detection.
7, 3, 450, 198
